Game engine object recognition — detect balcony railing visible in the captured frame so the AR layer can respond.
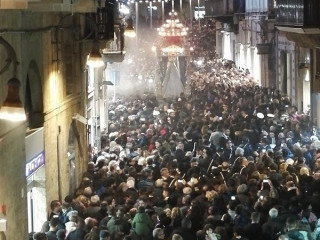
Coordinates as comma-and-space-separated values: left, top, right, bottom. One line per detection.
276, 0, 320, 28
205, 0, 245, 17
246, 0, 274, 13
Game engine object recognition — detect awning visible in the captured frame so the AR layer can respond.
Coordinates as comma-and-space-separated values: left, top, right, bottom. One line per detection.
285, 32, 320, 48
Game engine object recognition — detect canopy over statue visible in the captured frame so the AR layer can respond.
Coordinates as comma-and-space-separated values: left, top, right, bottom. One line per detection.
156, 10, 188, 99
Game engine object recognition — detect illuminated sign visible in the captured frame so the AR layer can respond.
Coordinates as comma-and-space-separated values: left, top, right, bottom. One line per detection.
194, 6, 205, 19
26, 151, 45, 177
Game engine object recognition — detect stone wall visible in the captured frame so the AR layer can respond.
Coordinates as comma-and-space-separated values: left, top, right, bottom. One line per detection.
0, 10, 88, 239
0, 121, 28, 240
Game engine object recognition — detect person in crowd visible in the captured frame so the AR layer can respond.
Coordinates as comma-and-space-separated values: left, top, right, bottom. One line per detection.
132, 206, 154, 239
46, 217, 59, 240
262, 208, 284, 240
33, 232, 48, 240
40, 18, 320, 240
244, 212, 262, 240
285, 217, 305, 240
152, 228, 165, 240
56, 229, 66, 240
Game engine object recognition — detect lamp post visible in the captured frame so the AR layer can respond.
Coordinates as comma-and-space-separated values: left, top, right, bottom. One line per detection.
189, 0, 192, 29
135, 1, 139, 37
180, 0, 182, 16
197, 0, 200, 29
150, 1, 153, 29
162, 0, 165, 23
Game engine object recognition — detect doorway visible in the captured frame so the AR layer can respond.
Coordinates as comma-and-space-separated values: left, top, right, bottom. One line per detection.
68, 122, 77, 195
279, 51, 288, 94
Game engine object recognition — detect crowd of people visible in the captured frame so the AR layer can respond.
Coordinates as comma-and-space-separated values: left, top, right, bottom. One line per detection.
33, 19, 320, 240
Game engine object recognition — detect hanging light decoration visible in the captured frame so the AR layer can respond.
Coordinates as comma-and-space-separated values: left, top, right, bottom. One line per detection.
0, 78, 26, 122
87, 44, 104, 68
158, 10, 188, 37
157, 10, 188, 55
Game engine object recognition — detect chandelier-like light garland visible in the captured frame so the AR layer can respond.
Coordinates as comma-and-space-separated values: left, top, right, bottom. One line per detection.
157, 11, 188, 37
124, 0, 169, 4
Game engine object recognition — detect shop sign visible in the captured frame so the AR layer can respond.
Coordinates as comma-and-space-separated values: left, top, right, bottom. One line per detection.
26, 151, 45, 177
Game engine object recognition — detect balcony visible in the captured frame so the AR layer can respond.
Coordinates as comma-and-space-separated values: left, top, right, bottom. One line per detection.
205, 0, 245, 22
27, 0, 96, 12
246, 0, 275, 16
0, 0, 27, 9
276, 0, 320, 31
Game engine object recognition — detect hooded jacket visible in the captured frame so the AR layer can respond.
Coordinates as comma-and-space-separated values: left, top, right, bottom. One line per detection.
131, 212, 153, 237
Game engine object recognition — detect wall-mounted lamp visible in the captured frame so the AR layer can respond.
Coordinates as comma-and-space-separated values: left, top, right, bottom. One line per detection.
0, 78, 26, 122
101, 80, 114, 86
87, 44, 105, 68
124, 18, 136, 38
72, 113, 87, 125
299, 62, 310, 82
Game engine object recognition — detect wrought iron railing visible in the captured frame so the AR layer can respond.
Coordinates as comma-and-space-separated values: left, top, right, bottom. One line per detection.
246, 0, 273, 13
276, 0, 320, 27
205, 0, 245, 16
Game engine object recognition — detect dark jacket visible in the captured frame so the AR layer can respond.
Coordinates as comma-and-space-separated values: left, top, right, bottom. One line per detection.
46, 230, 58, 240
286, 229, 305, 240
262, 218, 284, 240
244, 222, 262, 240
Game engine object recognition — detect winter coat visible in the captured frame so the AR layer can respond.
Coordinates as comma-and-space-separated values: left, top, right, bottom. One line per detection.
312, 219, 320, 240
131, 212, 153, 237
107, 216, 130, 239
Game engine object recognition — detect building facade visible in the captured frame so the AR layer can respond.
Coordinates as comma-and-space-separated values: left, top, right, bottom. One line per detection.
0, 1, 99, 238
275, 0, 320, 124
206, 0, 320, 126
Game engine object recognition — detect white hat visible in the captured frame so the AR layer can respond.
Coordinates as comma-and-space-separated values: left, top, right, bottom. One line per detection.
90, 195, 100, 204
128, 115, 137, 121
286, 158, 294, 165
311, 136, 319, 142
137, 157, 146, 166
257, 112, 264, 119
127, 177, 135, 189
97, 155, 106, 162
267, 113, 275, 118
153, 110, 160, 116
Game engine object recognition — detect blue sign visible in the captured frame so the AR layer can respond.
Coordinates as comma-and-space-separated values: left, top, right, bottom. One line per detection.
26, 151, 45, 177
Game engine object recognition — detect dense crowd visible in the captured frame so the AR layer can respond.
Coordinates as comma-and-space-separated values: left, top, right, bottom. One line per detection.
33, 19, 320, 240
